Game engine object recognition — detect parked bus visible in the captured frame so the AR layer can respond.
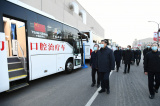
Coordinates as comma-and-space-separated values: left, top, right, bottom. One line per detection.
81, 30, 104, 60
0, 0, 87, 93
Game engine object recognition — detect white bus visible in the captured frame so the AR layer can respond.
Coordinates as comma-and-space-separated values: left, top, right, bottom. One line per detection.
81, 31, 104, 60
0, 0, 86, 93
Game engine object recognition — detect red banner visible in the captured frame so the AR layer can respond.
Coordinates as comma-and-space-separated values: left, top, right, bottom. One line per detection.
34, 22, 46, 33
153, 32, 160, 41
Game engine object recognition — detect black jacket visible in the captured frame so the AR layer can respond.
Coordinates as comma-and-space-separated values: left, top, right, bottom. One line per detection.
143, 48, 152, 59
114, 50, 122, 61
123, 50, 134, 64
90, 51, 98, 69
144, 51, 160, 73
97, 47, 115, 72
134, 50, 141, 59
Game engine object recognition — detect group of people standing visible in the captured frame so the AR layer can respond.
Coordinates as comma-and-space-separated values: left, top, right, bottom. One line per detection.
114, 45, 141, 73
90, 40, 160, 99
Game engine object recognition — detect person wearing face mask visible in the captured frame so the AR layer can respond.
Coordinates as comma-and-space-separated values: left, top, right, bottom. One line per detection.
134, 47, 141, 66
114, 46, 122, 72
143, 44, 152, 67
123, 45, 134, 74
97, 40, 115, 94
90, 44, 100, 88
144, 43, 160, 99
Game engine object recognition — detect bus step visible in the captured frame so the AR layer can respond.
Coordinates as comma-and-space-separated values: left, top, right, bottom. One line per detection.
9, 69, 27, 82
7, 57, 20, 63
7, 83, 29, 92
8, 62, 23, 70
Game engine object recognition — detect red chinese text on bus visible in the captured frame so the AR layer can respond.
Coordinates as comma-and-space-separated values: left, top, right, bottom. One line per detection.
30, 43, 38, 50
0, 41, 4, 51
30, 42, 65, 51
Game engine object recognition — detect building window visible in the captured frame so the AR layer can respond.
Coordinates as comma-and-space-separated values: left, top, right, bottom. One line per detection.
79, 10, 86, 24
69, 2, 79, 14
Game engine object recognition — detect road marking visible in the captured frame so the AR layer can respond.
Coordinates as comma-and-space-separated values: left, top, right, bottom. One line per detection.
85, 71, 113, 106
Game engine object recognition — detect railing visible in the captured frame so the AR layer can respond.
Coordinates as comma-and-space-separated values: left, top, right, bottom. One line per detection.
16, 40, 26, 72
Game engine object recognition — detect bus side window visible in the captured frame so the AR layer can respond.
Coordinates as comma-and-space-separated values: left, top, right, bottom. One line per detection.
47, 20, 63, 40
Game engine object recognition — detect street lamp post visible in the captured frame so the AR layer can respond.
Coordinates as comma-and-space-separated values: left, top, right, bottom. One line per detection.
148, 21, 159, 44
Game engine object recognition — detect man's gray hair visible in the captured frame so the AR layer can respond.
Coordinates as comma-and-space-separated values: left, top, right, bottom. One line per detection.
94, 44, 99, 48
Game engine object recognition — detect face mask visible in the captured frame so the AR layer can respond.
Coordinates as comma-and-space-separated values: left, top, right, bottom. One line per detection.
127, 48, 129, 50
93, 47, 97, 51
147, 46, 150, 48
152, 46, 157, 51
100, 44, 104, 48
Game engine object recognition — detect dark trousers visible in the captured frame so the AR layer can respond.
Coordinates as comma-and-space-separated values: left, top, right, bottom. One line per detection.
136, 59, 140, 66
148, 72, 160, 95
92, 68, 100, 85
116, 61, 120, 71
100, 72, 110, 90
124, 63, 130, 73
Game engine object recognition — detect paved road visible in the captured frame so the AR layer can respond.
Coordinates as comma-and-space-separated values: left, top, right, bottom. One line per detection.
0, 60, 160, 106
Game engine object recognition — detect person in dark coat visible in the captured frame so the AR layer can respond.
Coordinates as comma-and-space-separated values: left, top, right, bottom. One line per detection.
144, 43, 160, 99
143, 44, 152, 58
123, 45, 134, 74
97, 39, 115, 94
143, 44, 152, 61
114, 46, 122, 72
90, 44, 100, 88
134, 47, 141, 66
143, 44, 152, 71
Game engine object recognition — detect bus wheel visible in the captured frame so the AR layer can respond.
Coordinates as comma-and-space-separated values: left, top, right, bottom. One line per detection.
65, 60, 73, 74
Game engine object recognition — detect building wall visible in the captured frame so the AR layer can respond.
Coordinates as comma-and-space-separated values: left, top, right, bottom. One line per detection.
19, 0, 104, 38
132, 38, 155, 50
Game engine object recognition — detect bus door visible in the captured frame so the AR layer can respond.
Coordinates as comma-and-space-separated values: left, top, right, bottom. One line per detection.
0, 32, 9, 92
2, 17, 28, 92
73, 40, 81, 69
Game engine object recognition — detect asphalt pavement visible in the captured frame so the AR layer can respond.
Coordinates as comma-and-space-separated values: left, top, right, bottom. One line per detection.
0, 60, 160, 106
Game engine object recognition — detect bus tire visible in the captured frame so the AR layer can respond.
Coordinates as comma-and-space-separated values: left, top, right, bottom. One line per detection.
65, 59, 73, 74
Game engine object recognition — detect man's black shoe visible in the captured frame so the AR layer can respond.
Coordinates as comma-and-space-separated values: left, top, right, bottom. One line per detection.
91, 83, 95, 87
99, 89, 105, 93
97, 84, 100, 88
155, 89, 158, 93
106, 89, 110, 94
149, 95, 155, 99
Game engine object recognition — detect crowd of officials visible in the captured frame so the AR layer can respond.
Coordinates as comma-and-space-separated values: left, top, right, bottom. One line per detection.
90, 39, 160, 99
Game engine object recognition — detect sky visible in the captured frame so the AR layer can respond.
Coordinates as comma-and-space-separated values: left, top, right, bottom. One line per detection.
77, 0, 160, 47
